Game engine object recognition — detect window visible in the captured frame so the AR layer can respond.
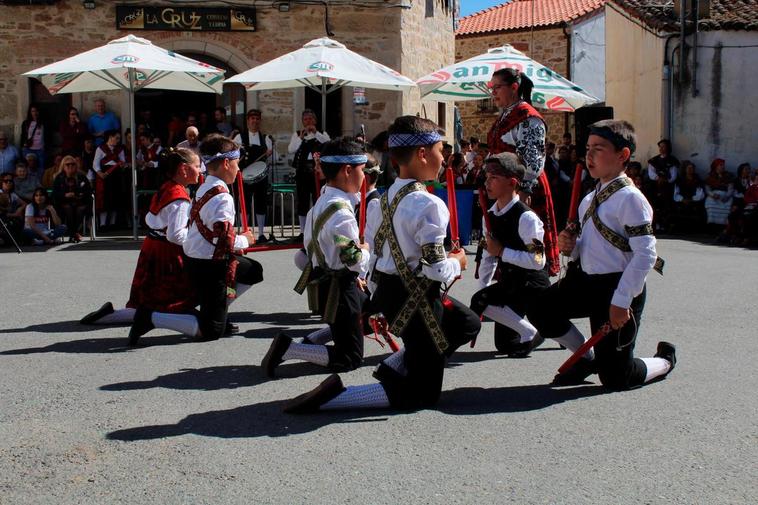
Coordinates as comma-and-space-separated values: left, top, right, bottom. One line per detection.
437, 102, 446, 128
426, 0, 434, 18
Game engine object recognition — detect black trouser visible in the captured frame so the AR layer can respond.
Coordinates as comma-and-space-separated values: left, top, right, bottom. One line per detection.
530, 262, 648, 390
295, 166, 318, 218
470, 267, 551, 352
372, 273, 481, 410
313, 268, 365, 372
186, 254, 263, 340
244, 177, 268, 220
60, 202, 88, 238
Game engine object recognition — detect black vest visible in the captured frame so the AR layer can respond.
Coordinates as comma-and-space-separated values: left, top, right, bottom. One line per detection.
240, 130, 269, 166
293, 133, 324, 172
354, 189, 380, 222
489, 200, 549, 284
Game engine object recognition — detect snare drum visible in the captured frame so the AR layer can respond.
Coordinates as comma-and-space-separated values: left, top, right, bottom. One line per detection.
242, 161, 268, 184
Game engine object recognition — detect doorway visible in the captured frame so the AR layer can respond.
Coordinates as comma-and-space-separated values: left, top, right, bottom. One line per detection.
305, 85, 342, 138
134, 52, 247, 144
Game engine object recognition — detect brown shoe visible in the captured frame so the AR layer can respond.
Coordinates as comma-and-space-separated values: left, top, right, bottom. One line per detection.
284, 374, 345, 414
261, 333, 292, 378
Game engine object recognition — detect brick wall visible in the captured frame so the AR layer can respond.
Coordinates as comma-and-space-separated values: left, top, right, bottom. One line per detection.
455, 27, 572, 145
0, 0, 454, 151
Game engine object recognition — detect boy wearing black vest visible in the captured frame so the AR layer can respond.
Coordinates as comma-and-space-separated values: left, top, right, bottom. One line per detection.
469, 152, 551, 357
128, 134, 263, 344
262, 138, 370, 375
283, 116, 481, 414
531, 120, 676, 389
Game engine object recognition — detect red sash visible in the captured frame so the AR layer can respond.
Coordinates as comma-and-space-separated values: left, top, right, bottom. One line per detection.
149, 181, 190, 216
99, 144, 123, 174
487, 101, 544, 155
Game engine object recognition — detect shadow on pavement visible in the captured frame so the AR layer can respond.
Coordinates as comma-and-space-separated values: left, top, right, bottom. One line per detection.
230, 312, 320, 326
0, 334, 192, 355
0, 320, 105, 334
100, 365, 265, 392
437, 384, 608, 415
107, 383, 607, 441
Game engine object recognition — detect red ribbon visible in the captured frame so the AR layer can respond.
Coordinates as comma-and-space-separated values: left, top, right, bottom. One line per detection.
445, 166, 460, 251
359, 177, 367, 243
235, 171, 250, 235
557, 323, 610, 375
567, 163, 584, 225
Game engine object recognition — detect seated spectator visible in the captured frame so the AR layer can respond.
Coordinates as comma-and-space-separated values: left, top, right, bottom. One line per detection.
53, 155, 91, 243
20, 103, 48, 173
738, 172, 758, 245
42, 154, 64, 188
0, 174, 24, 217
670, 160, 706, 233
0, 175, 25, 246
13, 162, 39, 204
23, 187, 67, 245
0, 131, 20, 175
81, 137, 96, 181
24, 152, 44, 184
732, 163, 752, 209
705, 158, 734, 232
59, 107, 88, 156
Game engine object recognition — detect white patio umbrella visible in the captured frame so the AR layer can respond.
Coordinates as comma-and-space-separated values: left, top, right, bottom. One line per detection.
226, 37, 416, 131
23, 34, 225, 238
416, 45, 599, 112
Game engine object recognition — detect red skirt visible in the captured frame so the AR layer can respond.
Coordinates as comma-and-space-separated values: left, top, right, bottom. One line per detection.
531, 171, 561, 277
126, 235, 197, 312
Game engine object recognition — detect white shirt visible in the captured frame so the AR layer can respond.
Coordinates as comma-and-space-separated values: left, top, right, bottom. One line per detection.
574, 176, 657, 309
647, 162, 678, 182
183, 175, 249, 259
287, 131, 330, 159
93, 145, 125, 172
233, 131, 274, 154
477, 194, 545, 289
304, 185, 369, 275
365, 178, 460, 285
145, 199, 190, 246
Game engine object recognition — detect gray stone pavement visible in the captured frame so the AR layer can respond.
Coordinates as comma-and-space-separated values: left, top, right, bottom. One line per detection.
0, 237, 756, 504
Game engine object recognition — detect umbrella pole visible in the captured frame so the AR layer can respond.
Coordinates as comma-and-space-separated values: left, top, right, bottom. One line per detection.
321, 78, 327, 134
128, 70, 138, 240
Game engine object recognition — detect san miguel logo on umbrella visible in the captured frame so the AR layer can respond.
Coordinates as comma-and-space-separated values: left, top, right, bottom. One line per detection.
112, 55, 140, 65
307, 61, 334, 72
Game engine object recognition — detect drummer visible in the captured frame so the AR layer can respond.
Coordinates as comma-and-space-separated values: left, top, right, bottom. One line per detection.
234, 109, 275, 243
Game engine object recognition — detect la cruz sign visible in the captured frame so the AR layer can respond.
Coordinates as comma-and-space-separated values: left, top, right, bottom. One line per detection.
116, 5, 256, 32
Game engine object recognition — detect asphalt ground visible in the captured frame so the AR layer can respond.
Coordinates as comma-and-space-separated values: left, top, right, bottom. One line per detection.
0, 236, 756, 504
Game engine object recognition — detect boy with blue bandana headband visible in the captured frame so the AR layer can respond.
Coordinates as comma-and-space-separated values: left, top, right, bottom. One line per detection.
284, 116, 481, 414
262, 138, 371, 376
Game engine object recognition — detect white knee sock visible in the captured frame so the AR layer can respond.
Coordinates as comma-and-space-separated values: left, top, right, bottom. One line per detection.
151, 312, 200, 337
302, 326, 333, 345
321, 383, 390, 410
256, 214, 266, 236
283, 342, 330, 366
554, 324, 595, 360
381, 348, 407, 376
482, 305, 537, 343
99, 212, 107, 226
641, 357, 672, 383
108, 211, 117, 225
299, 215, 307, 232
96, 308, 135, 324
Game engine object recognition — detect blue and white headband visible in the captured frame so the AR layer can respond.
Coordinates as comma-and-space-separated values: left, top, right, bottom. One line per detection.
319, 154, 368, 165
388, 132, 442, 148
202, 149, 241, 165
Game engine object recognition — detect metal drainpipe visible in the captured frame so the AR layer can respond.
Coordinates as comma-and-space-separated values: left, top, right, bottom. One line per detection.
663, 34, 679, 142
692, 0, 700, 97
562, 22, 571, 135
679, 0, 686, 84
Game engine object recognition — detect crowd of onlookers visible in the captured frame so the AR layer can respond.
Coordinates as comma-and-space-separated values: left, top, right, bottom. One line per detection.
445, 134, 757, 246
2, 102, 756, 248
0, 100, 243, 247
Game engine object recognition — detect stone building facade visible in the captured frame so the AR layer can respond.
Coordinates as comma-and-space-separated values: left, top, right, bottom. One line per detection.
455, 27, 572, 146
0, 0, 456, 162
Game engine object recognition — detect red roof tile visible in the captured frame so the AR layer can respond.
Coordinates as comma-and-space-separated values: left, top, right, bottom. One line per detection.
456, 0, 606, 36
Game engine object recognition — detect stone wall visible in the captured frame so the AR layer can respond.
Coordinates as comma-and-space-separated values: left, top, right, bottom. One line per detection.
455, 27, 572, 145
400, 0, 457, 139
0, 0, 453, 153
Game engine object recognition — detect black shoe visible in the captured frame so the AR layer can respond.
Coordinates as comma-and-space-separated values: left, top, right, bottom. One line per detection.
284, 374, 345, 414
262, 333, 292, 378
128, 307, 154, 346
224, 322, 240, 336
508, 333, 545, 359
654, 341, 677, 372
80, 302, 114, 325
257, 234, 269, 244
551, 358, 596, 386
